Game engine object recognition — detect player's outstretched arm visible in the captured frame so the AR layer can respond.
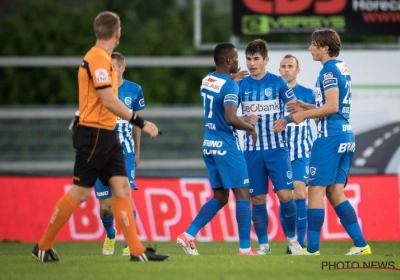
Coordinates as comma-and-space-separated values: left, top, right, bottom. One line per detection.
225, 104, 257, 146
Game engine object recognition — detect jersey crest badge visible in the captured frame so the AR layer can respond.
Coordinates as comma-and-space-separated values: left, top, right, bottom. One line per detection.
124, 97, 132, 106
264, 88, 272, 98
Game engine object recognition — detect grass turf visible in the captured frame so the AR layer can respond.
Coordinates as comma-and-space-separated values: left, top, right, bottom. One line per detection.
0, 241, 399, 280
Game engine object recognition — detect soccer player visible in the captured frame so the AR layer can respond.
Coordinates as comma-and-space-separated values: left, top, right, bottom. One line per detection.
94, 52, 144, 256
237, 39, 303, 255
176, 42, 259, 256
278, 54, 315, 253
31, 11, 169, 262
289, 28, 371, 255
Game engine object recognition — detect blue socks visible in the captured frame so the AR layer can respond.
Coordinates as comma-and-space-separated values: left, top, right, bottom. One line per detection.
280, 199, 307, 244
101, 214, 115, 239
186, 198, 251, 249
295, 198, 307, 246
307, 208, 324, 253
280, 199, 297, 238
307, 200, 367, 253
236, 200, 251, 249
186, 198, 222, 237
252, 203, 269, 245
335, 200, 367, 247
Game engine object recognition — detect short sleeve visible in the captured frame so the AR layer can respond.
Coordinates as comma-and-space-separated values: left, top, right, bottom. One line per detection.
90, 55, 113, 89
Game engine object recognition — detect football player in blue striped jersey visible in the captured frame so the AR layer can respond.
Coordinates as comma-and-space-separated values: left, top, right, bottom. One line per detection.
238, 39, 303, 255
278, 54, 315, 252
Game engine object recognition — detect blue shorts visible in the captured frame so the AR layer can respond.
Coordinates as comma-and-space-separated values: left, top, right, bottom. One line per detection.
291, 156, 310, 184
309, 134, 355, 187
244, 148, 294, 196
94, 152, 138, 200
203, 149, 249, 189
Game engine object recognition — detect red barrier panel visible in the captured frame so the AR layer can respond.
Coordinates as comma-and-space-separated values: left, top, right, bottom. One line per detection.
1, 176, 399, 242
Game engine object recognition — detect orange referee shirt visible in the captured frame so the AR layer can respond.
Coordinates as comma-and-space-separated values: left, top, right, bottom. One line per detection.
78, 46, 118, 130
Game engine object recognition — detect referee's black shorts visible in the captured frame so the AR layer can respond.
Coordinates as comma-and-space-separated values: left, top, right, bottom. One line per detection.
72, 125, 126, 187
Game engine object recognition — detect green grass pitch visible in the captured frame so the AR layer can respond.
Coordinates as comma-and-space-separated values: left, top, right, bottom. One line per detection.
0, 241, 399, 280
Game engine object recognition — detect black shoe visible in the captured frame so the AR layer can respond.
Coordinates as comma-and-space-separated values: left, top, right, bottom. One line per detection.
32, 244, 59, 263
130, 247, 169, 262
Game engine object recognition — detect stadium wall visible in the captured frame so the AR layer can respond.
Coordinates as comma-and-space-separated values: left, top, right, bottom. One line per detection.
1, 175, 399, 242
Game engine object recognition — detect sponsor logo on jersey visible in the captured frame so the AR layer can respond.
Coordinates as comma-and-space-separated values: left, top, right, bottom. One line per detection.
241, 99, 280, 115
342, 106, 350, 114
96, 190, 110, 197
336, 62, 350, 76
203, 140, 223, 147
201, 76, 226, 93
95, 68, 109, 84
323, 77, 337, 88
342, 124, 352, 131
264, 88, 272, 97
124, 97, 132, 106
203, 149, 227, 155
139, 98, 145, 107
338, 142, 355, 153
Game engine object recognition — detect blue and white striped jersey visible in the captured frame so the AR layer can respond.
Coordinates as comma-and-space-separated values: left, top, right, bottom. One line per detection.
115, 79, 145, 153
201, 72, 241, 151
315, 60, 353, 138
284, 84, 315, 161
238, 72, 295, 151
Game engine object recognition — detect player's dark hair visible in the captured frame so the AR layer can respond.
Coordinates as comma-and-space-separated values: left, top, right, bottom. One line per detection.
94, 11, 120, 40
213, 42, 236, 66
311, 28, 341, 57
246, 39, 268, 59
283, 54, 300, 68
